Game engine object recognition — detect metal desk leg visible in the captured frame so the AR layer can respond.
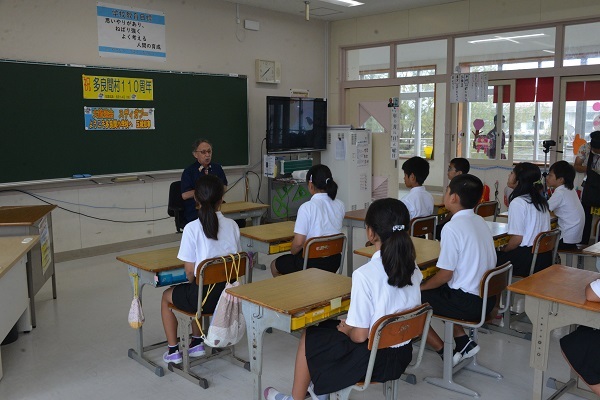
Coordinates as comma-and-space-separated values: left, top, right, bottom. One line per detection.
242, 301, 268, 400
346, 225, 354, 277
251, 215, 262, 226
26, 253, 36, 329
51, 271, 57, 300
525, 297, 552, 400
126, 266, 165, 377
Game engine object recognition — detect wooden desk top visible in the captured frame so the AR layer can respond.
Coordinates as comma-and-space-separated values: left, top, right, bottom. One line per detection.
239, 221, 295, 243
0, 205, 57, 225
583, 241, 600, 256
117, 247, 181, 273
221, 201, 269, 214
227, 268, 351, 315
344, 209, 367, 222
0, 235, 40, 280
354, 237, 440, 268
486, 221, 508, 239
509, 265, 600, 312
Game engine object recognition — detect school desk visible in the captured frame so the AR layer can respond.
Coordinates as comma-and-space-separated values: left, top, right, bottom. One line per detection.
0, 235, 39, 380
239, 220, 296, 274
0, 205, 57, 328
353, 236, 440, 267
227, 268, 352, 400
508, 265, 600, 400
341, 209, 368, 277
220, 201, 269, 226
117, 246, 187, 377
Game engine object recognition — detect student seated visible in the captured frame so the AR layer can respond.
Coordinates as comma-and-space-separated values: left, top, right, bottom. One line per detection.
270, 164, 345, 276
559, 278, 600, 396
436, 157, 471, 239
421, 174, 497, 366
400, 156, 434, 220
160, 174, 241, 364
264, 198, 422, 400
546, 160, 585, 250
497, 163, 551, 277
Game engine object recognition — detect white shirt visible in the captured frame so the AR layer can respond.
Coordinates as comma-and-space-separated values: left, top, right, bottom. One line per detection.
346, 250, 422, 346
178, 212, 241, 277
294, 193, 345, 240
401, 186, 434, 220
508, 196, 551, 247
591, 279, 600, 297
548, 185, 585, 244
437, 209, 497, 296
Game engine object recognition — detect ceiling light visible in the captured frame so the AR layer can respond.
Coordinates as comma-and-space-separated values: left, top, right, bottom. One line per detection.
468, 33, 545, 44
320, 0, 364, 7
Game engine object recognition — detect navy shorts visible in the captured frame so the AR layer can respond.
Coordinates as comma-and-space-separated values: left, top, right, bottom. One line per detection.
421, 284, 494, 321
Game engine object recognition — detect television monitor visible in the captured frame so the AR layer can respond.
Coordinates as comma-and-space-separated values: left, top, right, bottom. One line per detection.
266, 96, 327, 154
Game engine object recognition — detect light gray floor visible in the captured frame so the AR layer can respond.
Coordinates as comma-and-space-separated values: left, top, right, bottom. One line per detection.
0, 241, 596, 400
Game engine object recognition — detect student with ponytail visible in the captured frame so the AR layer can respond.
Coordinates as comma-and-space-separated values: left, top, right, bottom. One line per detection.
264, 198, 423, 400
160, 174, 241, 364
271, 164, 345, 276
496, 162, 551, 276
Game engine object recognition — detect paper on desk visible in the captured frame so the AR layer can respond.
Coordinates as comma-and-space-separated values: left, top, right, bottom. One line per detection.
330, 297, 342, 310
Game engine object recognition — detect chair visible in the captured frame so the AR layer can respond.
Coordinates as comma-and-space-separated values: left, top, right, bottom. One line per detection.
167, 181, 186, 233
167, 253, 250, 388
424, 262, 513, 397
475, 200, 499, 221
409, 215, 437, 240
330, 303, 433, 400
493, 228, 560, 340
302, 233, 347, 274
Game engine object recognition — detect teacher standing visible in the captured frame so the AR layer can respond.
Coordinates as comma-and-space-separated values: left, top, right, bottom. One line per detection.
181, 139, 228, 225
574, 131, 600, 244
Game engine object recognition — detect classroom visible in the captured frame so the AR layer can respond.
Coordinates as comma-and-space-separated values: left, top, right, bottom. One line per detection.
1, 0, 600, 399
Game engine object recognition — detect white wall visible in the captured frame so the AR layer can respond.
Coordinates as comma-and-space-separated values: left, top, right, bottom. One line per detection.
0, 0, 327, 253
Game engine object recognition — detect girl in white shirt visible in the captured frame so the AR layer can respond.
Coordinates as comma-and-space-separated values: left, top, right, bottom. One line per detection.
264, 198, 422, 400
160, 174, 241, 365
270, 164, 345, 276
546, 161, 585, 250
497, 162, 551, 276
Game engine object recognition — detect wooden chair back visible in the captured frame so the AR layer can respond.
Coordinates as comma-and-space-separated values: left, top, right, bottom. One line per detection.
528, 228, 560, 275
196, 252, 248, 287
369, 303, 432, 351
409, 215, 437, 240
302, 234, 347, 272
475, 200, 498, 221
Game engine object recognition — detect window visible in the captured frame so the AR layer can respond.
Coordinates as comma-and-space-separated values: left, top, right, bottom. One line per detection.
564, 22, 600, 67
561, 78, 600, 163
346, 46, 390, 80
398, 84, 435, 158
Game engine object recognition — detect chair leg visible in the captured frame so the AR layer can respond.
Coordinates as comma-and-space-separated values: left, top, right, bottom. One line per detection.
463, 329, 502, 380
424, 322, 480, 397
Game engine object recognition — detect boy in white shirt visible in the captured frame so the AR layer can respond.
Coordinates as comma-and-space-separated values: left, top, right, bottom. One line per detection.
546, 160, 585, 250
421, 174, 497, 366
400, 156, 434, 220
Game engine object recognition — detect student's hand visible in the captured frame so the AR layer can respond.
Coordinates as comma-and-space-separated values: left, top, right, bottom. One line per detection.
337, 319, 352, 335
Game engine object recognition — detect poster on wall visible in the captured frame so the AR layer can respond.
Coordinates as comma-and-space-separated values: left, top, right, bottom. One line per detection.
84, 107, 155, 130
390, 101, 399, 160
97, 2, 166, 61
450, 72, 488, 103
82, 74, 154, 100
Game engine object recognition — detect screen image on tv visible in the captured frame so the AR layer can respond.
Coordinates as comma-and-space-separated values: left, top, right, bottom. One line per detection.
266, 96, 327, 154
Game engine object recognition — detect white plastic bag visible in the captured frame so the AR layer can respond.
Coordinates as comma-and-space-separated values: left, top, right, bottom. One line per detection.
128, 273, 144, 329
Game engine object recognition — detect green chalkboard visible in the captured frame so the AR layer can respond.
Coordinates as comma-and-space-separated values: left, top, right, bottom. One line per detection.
0, 60, 248, 184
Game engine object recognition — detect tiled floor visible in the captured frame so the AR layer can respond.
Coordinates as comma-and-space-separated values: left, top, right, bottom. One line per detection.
0, 241, 596, 400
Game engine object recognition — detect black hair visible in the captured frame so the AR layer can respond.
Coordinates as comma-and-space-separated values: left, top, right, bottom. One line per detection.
401, 156, 430, 185
192, 138, 211, 151
306, 164, 338, 200
450, 157, 470, 174
364, 198, 416, 288
549, 160, 576, 190
509, 162, 549, 212
448, 174, 483, 209
194, 174, 224, 240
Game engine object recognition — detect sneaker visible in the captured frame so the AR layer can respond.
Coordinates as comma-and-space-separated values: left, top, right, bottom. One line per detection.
452, 339, 480, 366
264, 387, 292, 400
189, 343, 206, 357
162, 350, 182, 364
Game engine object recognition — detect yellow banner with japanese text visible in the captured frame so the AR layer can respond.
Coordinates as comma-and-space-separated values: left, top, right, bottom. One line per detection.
82, 74, 153, 100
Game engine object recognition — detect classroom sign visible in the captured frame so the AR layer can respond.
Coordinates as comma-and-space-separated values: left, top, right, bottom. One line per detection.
82, 74, 153, 100
84, 107, 155, 130
97, 2, 166, 61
